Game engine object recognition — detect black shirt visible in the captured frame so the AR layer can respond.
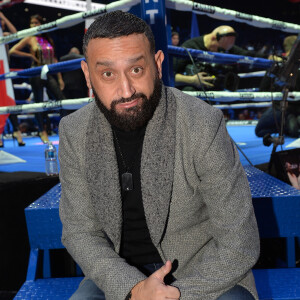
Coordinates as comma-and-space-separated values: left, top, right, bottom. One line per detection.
113, 126, 162, 266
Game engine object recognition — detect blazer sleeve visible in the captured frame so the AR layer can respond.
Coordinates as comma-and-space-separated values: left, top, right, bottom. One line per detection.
58, 117, 147, 300
172, 109, 260, 299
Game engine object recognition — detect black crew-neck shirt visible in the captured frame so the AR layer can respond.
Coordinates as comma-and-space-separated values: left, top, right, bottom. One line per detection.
112, 126, 162, 266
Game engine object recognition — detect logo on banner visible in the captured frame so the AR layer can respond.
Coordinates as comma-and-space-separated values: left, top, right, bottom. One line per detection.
42, 101, 62, 111
239, 92, 254, 100
8, 105, 23, 114
235, 12, 253, 21
37, 21, 57, 32
82, 8, 106, 19
237, 57, 254, 65
193, 3, 215, 14
197, 92, 215, 99
197, 52, 215, 62
272, 21, 287, 30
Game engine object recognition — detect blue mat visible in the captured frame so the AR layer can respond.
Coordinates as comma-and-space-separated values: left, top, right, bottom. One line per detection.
0, 125, 298, 173
0, 135, 59, 173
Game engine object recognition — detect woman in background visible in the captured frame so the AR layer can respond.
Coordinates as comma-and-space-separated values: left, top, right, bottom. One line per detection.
0, 11, 25, 147
9, 14, 65, 143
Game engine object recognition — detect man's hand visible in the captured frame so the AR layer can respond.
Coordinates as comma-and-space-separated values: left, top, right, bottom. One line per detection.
131, 261, 180, 300
192, 72, 215, 88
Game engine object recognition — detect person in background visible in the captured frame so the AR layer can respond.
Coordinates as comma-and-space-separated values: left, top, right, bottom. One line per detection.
0, 11, 25, 146
255, 35, 300, 138
59, 10, 260, 300
59, 47, 88, 116
174, 25, 269, 91
171, 31, 180, 46
9, 14, 65, 143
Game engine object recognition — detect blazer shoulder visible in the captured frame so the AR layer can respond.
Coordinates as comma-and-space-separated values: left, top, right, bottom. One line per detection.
60, 101, 96, 135
168, 87, 222, 121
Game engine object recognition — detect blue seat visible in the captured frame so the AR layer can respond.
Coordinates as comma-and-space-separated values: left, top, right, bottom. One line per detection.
253, 268, 300, 300
14, 277, 83, 300
14, 166, 300, 299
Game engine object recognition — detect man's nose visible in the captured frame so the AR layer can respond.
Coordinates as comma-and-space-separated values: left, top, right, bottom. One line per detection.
117, 73, 136, 99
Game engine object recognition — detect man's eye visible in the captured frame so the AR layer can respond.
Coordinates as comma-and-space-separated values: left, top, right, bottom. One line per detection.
132, 67, 142, 74
103, 71, 113, 78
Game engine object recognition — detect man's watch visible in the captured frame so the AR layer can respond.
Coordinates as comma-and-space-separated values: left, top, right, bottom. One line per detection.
125, 291, 132, 300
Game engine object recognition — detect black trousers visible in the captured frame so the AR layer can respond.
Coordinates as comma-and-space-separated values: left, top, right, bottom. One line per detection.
30, 75, 65, 132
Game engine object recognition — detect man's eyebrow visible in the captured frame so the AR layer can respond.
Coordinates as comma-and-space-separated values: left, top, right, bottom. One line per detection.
96, 55, 145, 67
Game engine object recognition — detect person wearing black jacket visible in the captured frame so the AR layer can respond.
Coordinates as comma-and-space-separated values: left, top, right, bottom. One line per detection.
60, 47, 88, 116
255, 35, 300, 138
174, 25, 267, 91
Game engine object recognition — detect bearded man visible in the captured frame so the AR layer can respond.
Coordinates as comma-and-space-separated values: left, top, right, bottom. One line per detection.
59, 10, 260, 300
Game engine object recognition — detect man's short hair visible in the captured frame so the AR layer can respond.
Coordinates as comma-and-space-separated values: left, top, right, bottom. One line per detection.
83, 10, 156, 58
283, 35, 297, 54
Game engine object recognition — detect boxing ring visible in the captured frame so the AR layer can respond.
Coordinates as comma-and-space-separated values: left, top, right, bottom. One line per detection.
0, 0, 300, 171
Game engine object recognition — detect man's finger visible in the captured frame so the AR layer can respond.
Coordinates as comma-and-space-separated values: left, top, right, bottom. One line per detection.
165, 285, 181, 299
151, 260, 172, 282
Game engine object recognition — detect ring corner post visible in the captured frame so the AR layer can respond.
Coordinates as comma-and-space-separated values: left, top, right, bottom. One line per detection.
140, 0, 170, 86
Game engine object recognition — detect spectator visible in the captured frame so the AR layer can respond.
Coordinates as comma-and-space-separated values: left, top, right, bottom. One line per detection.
59, 47, 88, 116
171, 31, 180, 46
0, 11, 25, 146
9, 14, 65, 143
255, 35, 300, 138
174, 25, 268, 91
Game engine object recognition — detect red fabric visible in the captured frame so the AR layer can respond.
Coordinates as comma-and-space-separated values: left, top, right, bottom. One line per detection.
0, 60, 15, 134
0, 0, 24, 8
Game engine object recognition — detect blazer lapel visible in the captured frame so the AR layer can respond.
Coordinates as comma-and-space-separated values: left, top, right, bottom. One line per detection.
84, 86, 177, 251
141, 87, 176, 246
85, 103, 122, 251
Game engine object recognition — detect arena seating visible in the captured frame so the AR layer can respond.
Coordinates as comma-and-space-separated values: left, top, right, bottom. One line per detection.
14, 165, 300, 300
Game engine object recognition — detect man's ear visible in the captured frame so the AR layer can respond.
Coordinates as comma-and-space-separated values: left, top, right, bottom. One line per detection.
154, 50, 164, 79
81, 60, 92, 89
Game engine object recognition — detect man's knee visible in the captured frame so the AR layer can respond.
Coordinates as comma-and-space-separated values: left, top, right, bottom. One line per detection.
217, 285, 255, 300
70, 279, 105, 300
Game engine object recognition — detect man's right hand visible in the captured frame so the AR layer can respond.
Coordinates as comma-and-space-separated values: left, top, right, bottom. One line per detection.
131, 261, 180, 300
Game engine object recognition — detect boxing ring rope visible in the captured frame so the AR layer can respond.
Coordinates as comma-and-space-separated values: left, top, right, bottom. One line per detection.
0, 0, 139, 45
1, 0, 299, 46
166, 0, 300, 33
168, 45, 273, 68
1, 90, 300, 115
0, 58, 84, 80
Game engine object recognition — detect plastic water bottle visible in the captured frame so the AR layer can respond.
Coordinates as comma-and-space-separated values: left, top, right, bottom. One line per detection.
45, 142, 58, 176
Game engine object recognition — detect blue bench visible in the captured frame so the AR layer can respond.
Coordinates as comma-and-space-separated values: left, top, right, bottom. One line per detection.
14, 165, 300, 299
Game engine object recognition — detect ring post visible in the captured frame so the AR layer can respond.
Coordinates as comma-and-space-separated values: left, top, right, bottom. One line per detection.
140, 0, 170, 86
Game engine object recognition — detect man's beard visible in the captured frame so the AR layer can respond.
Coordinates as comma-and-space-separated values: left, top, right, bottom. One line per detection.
94, 76, 162, 131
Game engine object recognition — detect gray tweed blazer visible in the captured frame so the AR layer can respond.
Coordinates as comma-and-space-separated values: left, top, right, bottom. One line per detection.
59, 86, 260, 300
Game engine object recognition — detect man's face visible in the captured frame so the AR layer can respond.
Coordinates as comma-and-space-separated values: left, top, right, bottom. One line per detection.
218, 36, 236, 51
81, 34, 164, 130
172, 34, 179, 46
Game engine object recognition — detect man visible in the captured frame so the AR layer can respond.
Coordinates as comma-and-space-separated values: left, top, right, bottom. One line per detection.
174, 25, 266, 91
255, 35, 300, 138
60, 47, 88, 100
59, 11, 260, 300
